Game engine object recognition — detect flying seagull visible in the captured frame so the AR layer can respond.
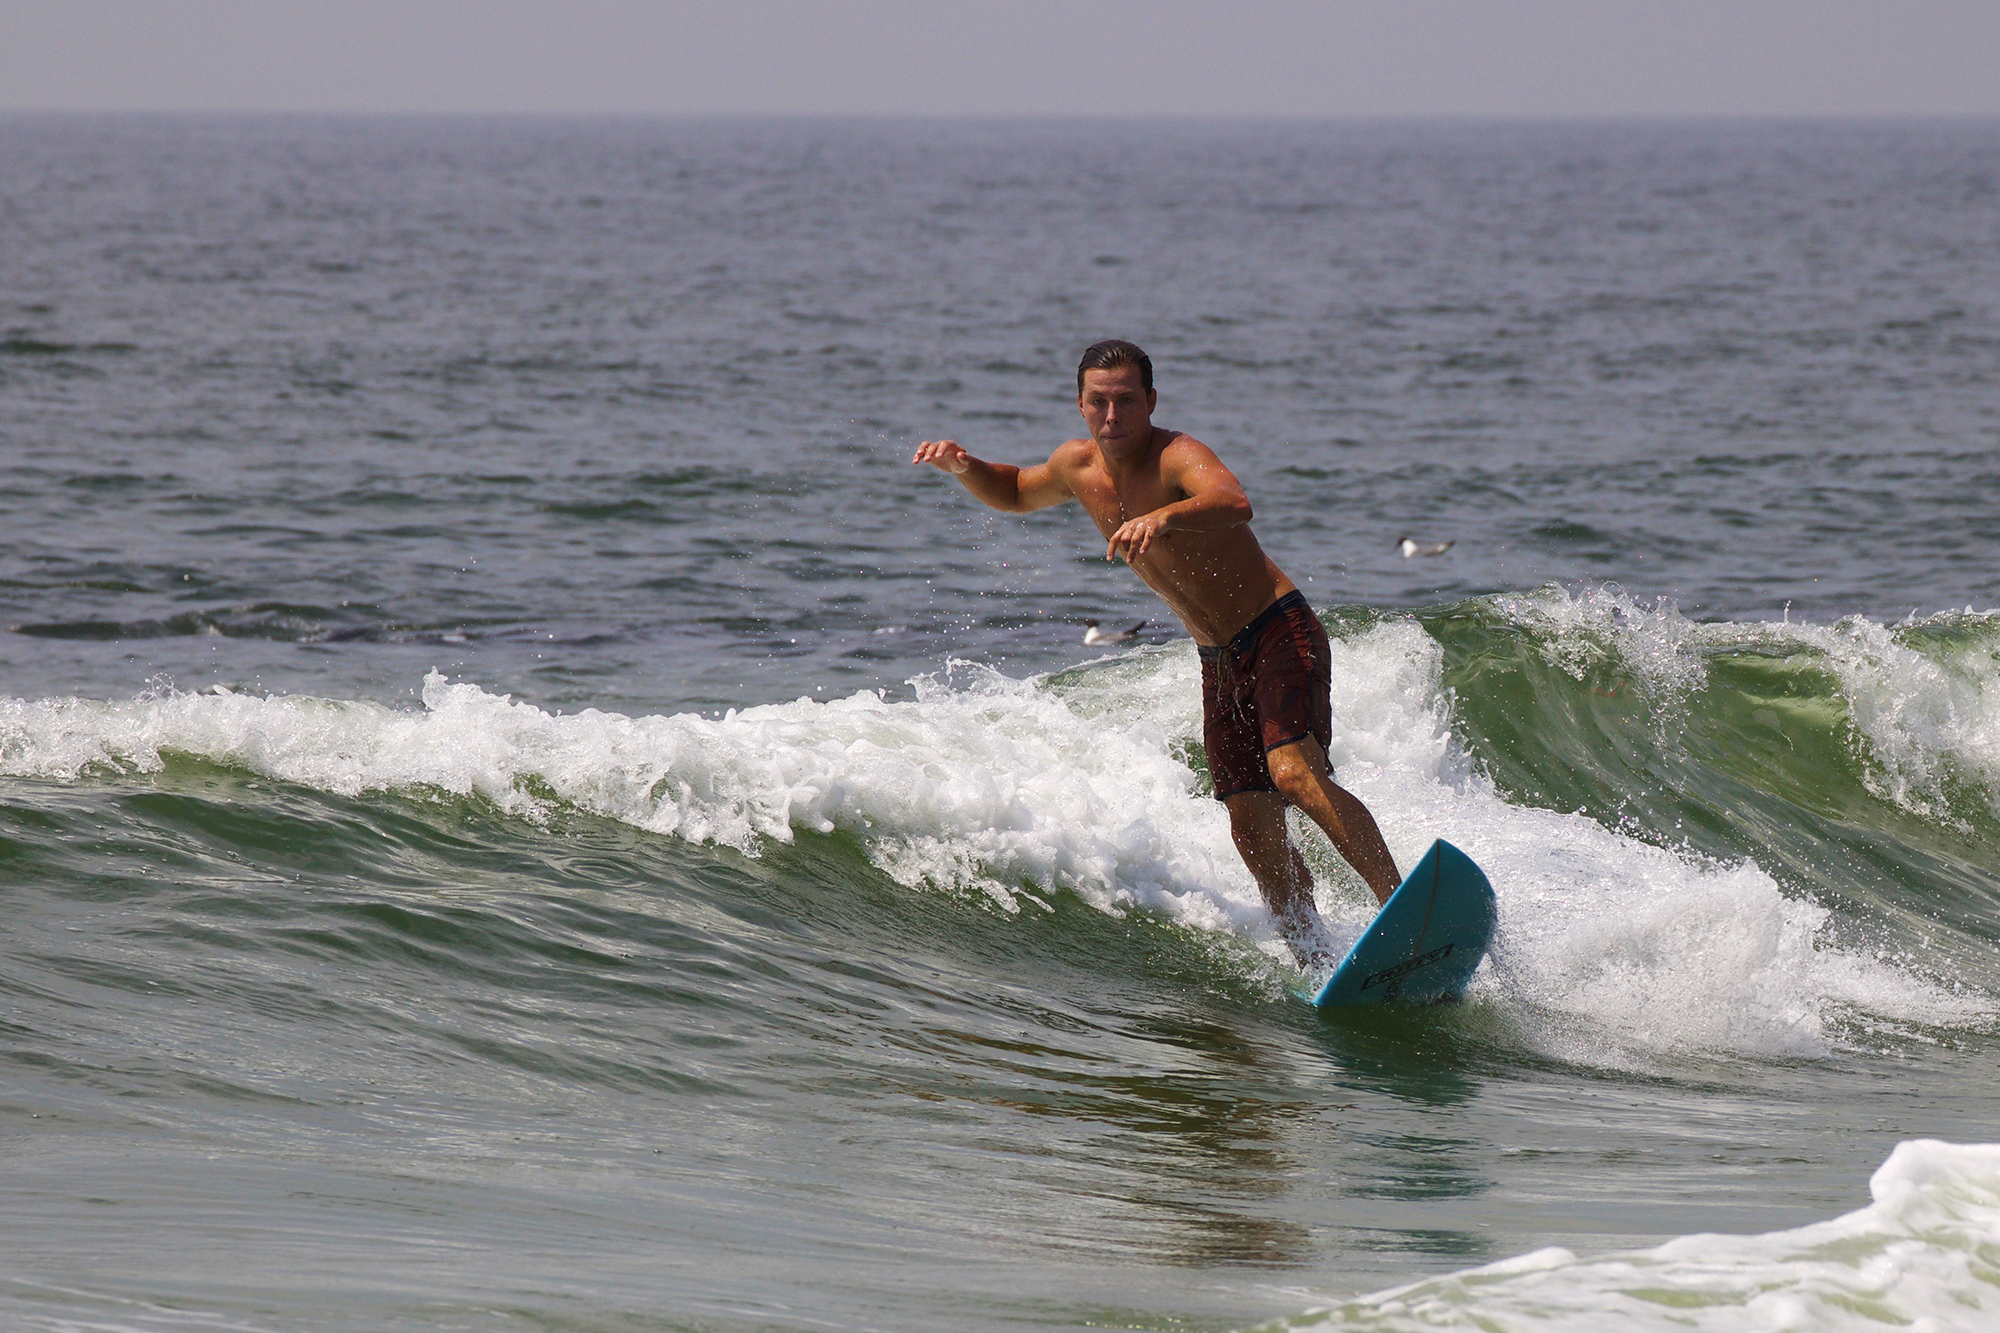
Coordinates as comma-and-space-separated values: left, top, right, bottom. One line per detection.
1083, 619, 1146, 646
1397, 535, 1454, 558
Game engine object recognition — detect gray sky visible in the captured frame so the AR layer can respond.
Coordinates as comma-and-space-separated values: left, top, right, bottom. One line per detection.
5, 1, 1998, 118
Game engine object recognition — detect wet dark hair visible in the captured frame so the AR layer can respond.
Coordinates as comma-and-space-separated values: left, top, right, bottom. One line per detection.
1076, 340, 1153, 394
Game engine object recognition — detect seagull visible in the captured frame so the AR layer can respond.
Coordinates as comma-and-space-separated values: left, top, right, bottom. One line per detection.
1397, 535, 1454, 558
1082, 619, 1146, 646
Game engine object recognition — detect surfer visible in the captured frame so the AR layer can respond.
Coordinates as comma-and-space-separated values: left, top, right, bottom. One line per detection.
914, 339, 1400, 971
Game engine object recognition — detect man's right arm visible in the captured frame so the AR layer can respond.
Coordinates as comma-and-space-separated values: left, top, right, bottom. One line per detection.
912, 439, 1072, 513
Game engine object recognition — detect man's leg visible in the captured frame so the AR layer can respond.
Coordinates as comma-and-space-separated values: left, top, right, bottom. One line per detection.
1266, 736, 1401, 904
1224, 790, 1341, 969
1223, 791, 1310, 914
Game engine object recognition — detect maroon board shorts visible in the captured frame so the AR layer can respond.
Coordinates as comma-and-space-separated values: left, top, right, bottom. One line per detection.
1199, 591, 1332, 801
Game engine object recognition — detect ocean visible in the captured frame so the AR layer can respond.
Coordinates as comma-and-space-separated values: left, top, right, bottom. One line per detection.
2, 113, 1997, 1332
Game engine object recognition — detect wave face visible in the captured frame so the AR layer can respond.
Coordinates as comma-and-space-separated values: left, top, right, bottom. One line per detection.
1424, 588, 2000, 1062
7, 595, 1995, 1067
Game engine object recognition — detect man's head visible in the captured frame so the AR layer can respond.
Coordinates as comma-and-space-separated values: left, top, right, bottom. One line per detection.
1076, 339, 1152, 394
1076, 340, 1157, 456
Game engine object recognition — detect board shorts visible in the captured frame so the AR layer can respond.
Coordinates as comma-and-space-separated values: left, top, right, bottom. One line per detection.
1198, 590, 1332, 802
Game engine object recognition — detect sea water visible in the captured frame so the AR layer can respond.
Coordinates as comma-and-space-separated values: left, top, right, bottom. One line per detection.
2, 115, 1998, 1332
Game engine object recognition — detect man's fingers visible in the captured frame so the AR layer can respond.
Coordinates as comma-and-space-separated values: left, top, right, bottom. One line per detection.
914, 439, 969, 472
1107, 518, 1155, 562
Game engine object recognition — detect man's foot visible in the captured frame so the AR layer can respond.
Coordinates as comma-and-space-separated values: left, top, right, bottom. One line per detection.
1276, 902, 1351, 981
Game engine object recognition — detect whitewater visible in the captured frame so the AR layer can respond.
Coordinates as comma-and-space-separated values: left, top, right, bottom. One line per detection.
1302, 1140, 2000, 1332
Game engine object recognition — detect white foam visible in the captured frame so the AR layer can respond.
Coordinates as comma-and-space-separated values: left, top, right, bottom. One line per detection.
0, 665, 1261, 931
1, 613, 1986, 1065
1440, 799, 1981, 1063
1290, 1139, 2000, 1332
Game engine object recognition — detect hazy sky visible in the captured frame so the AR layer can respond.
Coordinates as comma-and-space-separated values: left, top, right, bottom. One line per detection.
5, 0, 1998, 118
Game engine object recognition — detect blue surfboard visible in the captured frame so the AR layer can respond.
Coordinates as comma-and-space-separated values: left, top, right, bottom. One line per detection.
1310, 839, 1496, 1007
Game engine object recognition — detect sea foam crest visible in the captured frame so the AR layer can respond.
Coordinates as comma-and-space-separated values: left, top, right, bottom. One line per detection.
1494, 582, 1710, 708
0, 660, 1262, 930
0, 616, 1983, 1063
1798, 610, 2000, 825
1287, 1139, 2000, 1332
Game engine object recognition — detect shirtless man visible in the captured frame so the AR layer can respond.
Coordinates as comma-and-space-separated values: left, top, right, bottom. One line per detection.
913, 339, 1402, 970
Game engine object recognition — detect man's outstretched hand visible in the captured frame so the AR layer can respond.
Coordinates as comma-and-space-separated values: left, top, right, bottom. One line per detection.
1106, 512, 1166, 563
912, 440, 971, 474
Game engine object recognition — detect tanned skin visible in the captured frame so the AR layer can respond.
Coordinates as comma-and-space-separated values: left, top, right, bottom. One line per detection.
914, 364, 1402, 961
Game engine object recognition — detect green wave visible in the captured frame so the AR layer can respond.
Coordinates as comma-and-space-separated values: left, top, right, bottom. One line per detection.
1419, 587, 2000, 975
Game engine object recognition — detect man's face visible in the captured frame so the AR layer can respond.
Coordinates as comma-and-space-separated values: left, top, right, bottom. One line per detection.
1078, 366, 1157, 457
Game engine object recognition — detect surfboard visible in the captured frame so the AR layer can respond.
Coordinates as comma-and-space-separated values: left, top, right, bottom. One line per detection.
1310, 838, 1496, 1008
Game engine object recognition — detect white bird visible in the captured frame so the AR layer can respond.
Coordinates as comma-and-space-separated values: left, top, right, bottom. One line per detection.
1397, 535, 1454, 558
1082, 619, 1146, 646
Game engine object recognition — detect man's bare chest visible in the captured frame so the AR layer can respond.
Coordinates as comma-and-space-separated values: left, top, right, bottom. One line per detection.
1072, 470, 1179, 536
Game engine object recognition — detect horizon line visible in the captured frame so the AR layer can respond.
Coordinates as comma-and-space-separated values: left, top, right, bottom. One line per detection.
6, 107, 1999, 124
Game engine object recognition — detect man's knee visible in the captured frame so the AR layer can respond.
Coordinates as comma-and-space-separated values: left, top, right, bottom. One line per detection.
1265, 742, 1321, 801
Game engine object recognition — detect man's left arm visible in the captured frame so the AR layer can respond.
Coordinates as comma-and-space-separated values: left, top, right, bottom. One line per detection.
1105, 439, 1254, 563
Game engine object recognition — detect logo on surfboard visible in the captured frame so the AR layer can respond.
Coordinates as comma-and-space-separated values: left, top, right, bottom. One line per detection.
1359, 942, 1454, 994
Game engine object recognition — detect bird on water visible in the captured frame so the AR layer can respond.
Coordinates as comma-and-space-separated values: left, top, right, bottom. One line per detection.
1082, 619, 1146, 646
